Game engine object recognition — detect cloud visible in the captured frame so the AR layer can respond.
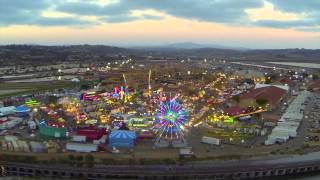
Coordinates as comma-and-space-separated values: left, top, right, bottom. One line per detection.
0, 0, 319, 32
0, 0, 95, 26
255, 19, 318, 29
266, 0, 320, 13
261, 0, 320, 30
55, 0, 264, 23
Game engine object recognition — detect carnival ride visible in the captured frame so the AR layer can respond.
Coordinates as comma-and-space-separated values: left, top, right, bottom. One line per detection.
154, 98, 189, 147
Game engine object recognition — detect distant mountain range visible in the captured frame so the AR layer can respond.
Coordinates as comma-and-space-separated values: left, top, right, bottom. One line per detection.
129, 42, 249, 51
0, 44, 319, 64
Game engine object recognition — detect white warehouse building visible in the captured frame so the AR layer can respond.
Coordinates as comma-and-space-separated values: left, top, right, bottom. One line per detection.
265, 90, 312, 145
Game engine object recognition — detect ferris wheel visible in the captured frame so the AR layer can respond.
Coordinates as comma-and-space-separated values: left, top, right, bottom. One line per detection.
154, 99, 189, 142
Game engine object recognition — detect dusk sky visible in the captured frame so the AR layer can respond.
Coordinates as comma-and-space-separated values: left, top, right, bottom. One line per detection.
0, 0, 319, 49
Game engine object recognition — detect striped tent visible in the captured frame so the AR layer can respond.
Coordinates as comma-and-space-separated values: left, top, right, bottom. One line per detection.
15, 105, 30, 117
109, 130, 136, 148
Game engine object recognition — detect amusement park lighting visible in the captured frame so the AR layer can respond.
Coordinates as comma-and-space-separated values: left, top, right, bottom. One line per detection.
154, 100, 189, 140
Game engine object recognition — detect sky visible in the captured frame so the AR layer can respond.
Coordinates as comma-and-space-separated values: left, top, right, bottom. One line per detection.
0, 0, 319, 49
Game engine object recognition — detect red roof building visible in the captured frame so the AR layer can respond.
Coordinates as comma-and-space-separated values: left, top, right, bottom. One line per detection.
309, 80, 320, 91
224, 106, 246, 116
238, 86, 287, 109
76, 127, 107, 141
273, 77, 294, 87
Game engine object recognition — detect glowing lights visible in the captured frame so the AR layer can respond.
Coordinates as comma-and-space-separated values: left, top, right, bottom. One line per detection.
208, 114, 235, 123
25, 99, 40, 107
154, 100, 189, 140
100, 115, 109, 124
82, 91, 98, 101
128, 118, 147, 128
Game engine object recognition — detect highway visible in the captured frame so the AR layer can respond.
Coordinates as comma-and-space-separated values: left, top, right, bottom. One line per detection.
2, 152, 320, 179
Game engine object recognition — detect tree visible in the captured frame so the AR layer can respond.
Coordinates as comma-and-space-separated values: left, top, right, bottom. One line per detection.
85, 154, 94, 168
85, 154, 94, 162
256, 98, 268, 106
232, 95, 240, 103
68, 154, 75, 161
76, 155, 83, 161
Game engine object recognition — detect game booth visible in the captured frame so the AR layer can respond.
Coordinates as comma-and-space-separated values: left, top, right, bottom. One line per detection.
38, 120, 68, 139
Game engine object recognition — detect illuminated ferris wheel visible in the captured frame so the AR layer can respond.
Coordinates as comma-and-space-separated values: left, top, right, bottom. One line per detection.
154, 99, 189, 142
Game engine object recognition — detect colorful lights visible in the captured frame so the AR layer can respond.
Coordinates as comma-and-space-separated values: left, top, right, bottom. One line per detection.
128, 118, 147, 128
25, 99, 40, 107
208, 114, 235, 124
82, 92, 98, 101
154, 100, 189, 140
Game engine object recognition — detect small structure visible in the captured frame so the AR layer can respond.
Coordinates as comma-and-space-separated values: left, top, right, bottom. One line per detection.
71, 78, 80, 83
71, 135, 87, 142
201, 136, 221, 145
255, 83, 289, 91
27, 120, 37, 130
179, 147, 194, 158
15, 105, 30, 117
66, 143, 98, 152
76, 127, 107, 141
0, 117, 23, 130
29, 141, 46, 153
0, 106, 16, 116
108, 130, 136, 149
128, 117, 147, 128
38, 120, 67, 139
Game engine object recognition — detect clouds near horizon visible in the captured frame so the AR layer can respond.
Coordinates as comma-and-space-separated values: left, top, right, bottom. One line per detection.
0, 0, 319, 48
0, 0, 319, 32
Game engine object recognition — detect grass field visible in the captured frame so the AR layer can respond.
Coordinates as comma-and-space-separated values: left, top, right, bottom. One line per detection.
0, 81, 85, 98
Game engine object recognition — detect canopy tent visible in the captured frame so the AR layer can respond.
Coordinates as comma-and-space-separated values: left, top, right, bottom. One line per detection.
15, 105, 30, 116
0, 106, 16, 116
109, 130, 136, 148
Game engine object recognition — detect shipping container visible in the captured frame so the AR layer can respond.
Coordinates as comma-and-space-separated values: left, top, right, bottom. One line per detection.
71, 135, 86, 142
66, 143, 98, 152
201, 136, 220, 145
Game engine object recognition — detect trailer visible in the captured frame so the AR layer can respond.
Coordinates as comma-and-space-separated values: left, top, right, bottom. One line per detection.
71, 135, 87, 142
66, 143, 98, 153
29, 141, 46, 153
201, 136, 220, 145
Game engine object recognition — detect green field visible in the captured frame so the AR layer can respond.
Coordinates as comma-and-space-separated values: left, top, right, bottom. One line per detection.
0, 81, 86, 98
